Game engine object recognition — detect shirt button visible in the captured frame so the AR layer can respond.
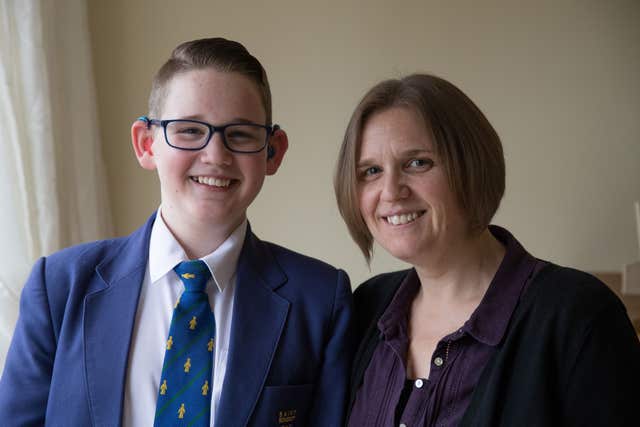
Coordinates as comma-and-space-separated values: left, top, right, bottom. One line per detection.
399, 424, 407, 427
434, 356, 444, 366
415, 379, 424, 388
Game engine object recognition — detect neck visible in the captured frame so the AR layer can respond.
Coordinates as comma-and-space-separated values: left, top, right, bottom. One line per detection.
413, 228, 506, 303
160, 209, 244, 259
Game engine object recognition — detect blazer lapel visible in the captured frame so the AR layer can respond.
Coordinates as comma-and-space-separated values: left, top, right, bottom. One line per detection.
215, 228, 289, 427
83, 214, 155, 427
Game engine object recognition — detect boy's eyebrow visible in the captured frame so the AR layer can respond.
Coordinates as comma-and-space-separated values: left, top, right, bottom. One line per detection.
226, 117, 261, 124
175, 115, 262, 125
172, 114, 205, 121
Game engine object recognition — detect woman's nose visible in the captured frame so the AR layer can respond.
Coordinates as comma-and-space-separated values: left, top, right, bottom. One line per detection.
380, 171, 410, 201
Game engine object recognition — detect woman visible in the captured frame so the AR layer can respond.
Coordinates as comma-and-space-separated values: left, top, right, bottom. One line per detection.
335, 74, 640, 426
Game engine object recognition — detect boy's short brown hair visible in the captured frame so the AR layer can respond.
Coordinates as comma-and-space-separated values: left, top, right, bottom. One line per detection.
334, 74, 505, 262
149, 37, 272, 123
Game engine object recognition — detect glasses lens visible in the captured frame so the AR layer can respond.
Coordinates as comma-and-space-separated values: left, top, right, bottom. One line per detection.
224, 125, 268, 152
165, 121, 210, 149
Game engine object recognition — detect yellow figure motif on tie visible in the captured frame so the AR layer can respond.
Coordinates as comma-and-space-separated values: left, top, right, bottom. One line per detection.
189, 316, 197, 330
160, 379, 168, 395
178, 403, 186, 419
166, 336, 173, 350
181, 273, 196, 279
184, 358, 191, 373
208, 338, 214, 352
202, 380, 209, 396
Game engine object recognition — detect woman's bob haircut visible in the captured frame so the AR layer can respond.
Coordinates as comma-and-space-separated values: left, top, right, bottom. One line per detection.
334, 74, 505, 263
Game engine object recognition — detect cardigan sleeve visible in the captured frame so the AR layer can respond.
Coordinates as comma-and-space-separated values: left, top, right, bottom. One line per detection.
562, 300, 640, 426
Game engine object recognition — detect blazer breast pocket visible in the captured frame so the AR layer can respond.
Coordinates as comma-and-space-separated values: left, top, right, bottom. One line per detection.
250, 383, 314, 427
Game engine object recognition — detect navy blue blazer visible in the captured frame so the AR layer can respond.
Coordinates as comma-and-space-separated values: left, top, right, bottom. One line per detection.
0, 214, 353, 426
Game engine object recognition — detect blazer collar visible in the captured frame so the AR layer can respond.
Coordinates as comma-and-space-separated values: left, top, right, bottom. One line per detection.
215, 225, 290, 427
84, 213, 155, 427
84, 217, 289, 427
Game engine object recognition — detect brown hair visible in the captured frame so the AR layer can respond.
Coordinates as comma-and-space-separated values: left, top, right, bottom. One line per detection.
334, 74, 505, 263
148, 37, 272, 123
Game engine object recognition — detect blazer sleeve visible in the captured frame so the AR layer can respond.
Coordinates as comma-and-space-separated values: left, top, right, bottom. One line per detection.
0, 257, 56, 426
308, 269, 354, 427
562, 299, 640, 426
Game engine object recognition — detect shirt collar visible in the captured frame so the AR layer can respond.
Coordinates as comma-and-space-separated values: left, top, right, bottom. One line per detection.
148, 207, 248, 292
376, 225, 538, 347
377, 269, 420, 341
462, 225, 538, 346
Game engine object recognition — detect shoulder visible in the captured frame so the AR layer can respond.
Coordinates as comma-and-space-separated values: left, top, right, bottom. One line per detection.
39, 214, 154, 286
38, 236, 129, 283
16, 235, 136, 338
23, 237, 129, 304
45, 237, 126, 269
354, 270, 409, 308
250, 238, 353, 331
509, 263, 631, 354
464, 264, 640, 425
255, 238, 346, 285
525, 263, 626, 320
352, 269, 410, 336
27, 216, 150, 303
252, 237, 350, 301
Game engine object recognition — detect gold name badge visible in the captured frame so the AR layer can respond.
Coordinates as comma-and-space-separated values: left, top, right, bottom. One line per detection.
278, 409, 296, 426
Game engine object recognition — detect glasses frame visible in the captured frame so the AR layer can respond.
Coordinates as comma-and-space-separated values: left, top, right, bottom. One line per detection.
138, 116, 279, 153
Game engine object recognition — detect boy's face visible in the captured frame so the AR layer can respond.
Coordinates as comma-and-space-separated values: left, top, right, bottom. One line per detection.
133, 68, 286, 239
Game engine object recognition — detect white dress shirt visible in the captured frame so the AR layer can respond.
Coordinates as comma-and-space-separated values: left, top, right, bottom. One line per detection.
122, 209, 246, 427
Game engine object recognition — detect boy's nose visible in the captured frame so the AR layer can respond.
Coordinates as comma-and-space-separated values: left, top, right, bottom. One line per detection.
200, 132, 232, 165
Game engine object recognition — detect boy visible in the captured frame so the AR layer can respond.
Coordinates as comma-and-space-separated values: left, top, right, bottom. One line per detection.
0, 38, 353, 427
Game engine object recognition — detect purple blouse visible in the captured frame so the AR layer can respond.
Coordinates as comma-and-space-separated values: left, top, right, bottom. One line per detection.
348, 226, 546, 427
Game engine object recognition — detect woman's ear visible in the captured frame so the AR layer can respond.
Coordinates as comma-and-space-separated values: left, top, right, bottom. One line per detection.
266, 127, 289, 175
131, 119, 157, 170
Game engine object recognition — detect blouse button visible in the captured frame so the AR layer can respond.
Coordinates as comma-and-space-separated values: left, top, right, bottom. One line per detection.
434, 356, 444, 367
415, 379, 424, 388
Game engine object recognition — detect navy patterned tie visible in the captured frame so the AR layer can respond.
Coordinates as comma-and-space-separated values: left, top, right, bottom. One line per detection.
154, 260, 215, 427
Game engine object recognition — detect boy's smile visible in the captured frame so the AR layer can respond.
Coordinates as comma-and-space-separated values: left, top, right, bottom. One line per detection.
191, 176, 231, 188
132, 68, 287, 255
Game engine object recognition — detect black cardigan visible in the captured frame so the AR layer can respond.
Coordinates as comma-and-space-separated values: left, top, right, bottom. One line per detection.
348, 264, 640, 426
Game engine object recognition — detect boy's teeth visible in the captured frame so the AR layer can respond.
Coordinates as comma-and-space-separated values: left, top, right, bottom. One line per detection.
386, 212, 419, 225
196, 176, 231, 187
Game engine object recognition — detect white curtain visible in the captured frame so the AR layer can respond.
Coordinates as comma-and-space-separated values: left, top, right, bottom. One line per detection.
0, 0, 112, 370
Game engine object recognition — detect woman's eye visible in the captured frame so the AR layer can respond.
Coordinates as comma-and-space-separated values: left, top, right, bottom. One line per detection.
364, 166, 381, 176
359, 166, 381, 179
407, 158, 433, 170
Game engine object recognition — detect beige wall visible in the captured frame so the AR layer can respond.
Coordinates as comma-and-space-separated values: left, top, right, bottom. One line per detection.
88, 0, 640, 287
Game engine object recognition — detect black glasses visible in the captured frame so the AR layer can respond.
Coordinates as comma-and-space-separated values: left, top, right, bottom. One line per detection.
138, 116, 279, 153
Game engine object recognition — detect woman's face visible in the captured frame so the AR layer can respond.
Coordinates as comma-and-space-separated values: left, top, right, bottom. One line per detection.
356, 107, 468, 264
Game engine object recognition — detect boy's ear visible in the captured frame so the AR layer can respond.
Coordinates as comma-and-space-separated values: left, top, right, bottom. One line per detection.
266, 128, 289, 175
131, 119, 157, 170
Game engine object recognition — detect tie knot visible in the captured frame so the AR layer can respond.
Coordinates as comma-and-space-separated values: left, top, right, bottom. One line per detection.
173, 260, 211, 292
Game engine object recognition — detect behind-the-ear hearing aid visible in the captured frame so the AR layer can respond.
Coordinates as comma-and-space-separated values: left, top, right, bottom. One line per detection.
267, 145, 276, 159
